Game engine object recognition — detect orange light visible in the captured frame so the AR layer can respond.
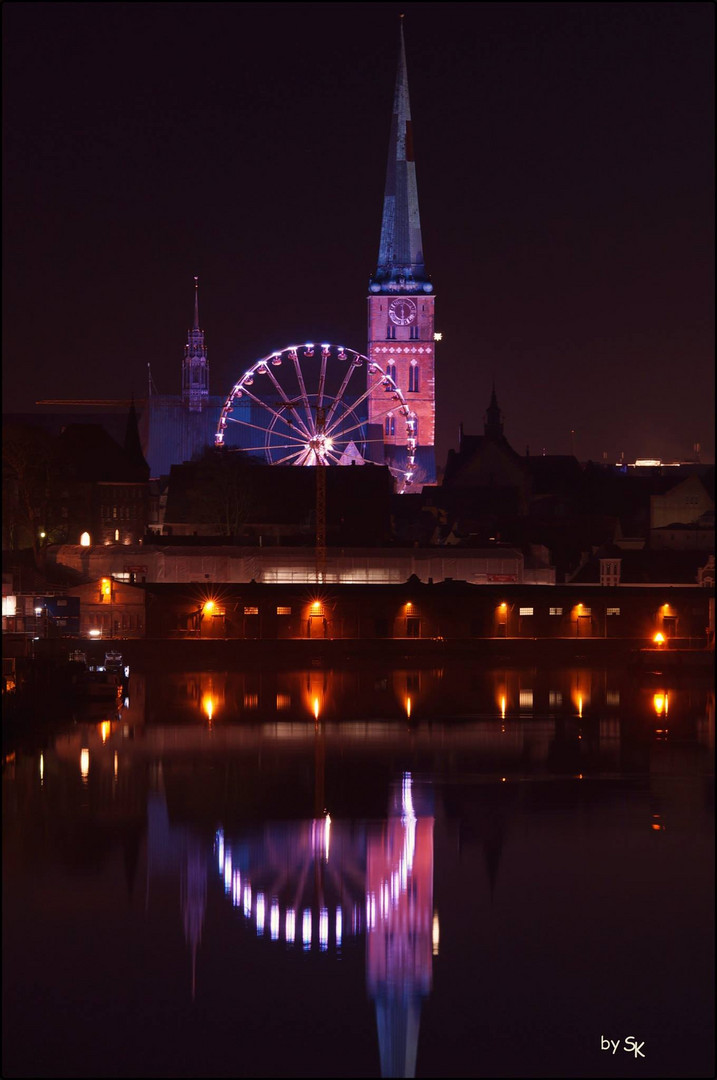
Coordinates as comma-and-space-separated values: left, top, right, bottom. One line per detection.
202, 693, 215, 721
406, 601, 413, 610
312, 601, 322, 612
100, 577, 112, 597
405, 695, 412, 718
653, 692, 668, 716
653, 631, 665, 646
313, 696, 320, 720
499, 602, 507, 611
203, 600, 215, 614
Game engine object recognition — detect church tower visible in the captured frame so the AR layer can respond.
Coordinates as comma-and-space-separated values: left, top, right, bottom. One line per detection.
368, 17, 436, 486
182, 276, 209, 412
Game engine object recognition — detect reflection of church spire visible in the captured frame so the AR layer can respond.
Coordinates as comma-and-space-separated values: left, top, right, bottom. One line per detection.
180, 838, 208, 1002
367, 774, 435, 1078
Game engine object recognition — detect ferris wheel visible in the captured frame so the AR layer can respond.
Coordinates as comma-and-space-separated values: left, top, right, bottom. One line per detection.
214, 344, 417, 487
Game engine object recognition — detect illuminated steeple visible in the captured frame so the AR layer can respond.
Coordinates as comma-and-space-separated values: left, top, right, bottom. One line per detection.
369, 17, 432, 296
366, 18, 437, 487
182, 276, 209, 412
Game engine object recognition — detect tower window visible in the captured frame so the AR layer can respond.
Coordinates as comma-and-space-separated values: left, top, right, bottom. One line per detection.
387, 325, 396, 340
385, 414, 396, 437
409, 363, 419, 393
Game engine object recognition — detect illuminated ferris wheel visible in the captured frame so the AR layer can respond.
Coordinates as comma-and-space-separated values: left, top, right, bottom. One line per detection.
214, 344, 417, 487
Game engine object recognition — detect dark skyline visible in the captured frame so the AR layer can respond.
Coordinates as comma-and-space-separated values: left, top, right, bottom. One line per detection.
2, 1, 714, 467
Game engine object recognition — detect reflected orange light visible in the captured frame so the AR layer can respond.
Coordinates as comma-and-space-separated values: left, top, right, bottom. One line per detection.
313, 695, 320, 720
202, 693, 215, 721
99, 720, 111, 743
500, 694, 506, 719
80, 748, 89, 781
653, 692, 668, 716
405, 695, 412, 718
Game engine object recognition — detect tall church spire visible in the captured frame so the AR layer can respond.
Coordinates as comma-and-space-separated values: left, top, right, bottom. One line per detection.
182, 276, 209, 412
369, 17, 432, 296
366, 18, 437, 487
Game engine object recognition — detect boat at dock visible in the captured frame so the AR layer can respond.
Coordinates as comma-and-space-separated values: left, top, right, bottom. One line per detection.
84, 666, 122, 700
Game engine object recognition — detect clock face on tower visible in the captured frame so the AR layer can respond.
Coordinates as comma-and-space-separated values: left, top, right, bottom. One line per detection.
388, 298, 417, 326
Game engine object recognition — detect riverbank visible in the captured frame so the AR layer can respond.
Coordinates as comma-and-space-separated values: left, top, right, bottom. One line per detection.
25, 634, 713, 671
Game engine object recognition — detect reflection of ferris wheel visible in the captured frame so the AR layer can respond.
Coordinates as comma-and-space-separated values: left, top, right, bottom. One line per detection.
214, 344, 417, 486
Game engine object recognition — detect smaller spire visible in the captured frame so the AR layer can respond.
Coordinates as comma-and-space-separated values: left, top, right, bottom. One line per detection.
485, 385, 504, 440
183, 276, 209, 411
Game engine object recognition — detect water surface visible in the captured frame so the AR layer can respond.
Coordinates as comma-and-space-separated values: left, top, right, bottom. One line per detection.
3, 658, 714, 1077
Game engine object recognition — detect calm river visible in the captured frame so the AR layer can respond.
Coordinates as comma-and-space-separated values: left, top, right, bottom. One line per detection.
2, 655, 714, 1078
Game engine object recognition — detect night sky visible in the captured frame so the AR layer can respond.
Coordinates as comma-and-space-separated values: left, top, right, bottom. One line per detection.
2, 1, 714, 468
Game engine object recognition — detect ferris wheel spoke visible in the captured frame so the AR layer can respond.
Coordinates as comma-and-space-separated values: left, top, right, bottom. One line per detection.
290, 350, 315, 434
263, 440, 314, 453
324, 413, 367, 442
317, 346, 329, 410
272, 446, 312, 466
350, 435, 402, 445
260, 366, 314, 440
324, 397, 403, 444
330, 378, 398, 435
225, 415, 309, 445
322, 446, 345, 465
322, 357, 362, 430
230, 383, 312, 439
355, 397, 409, 425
